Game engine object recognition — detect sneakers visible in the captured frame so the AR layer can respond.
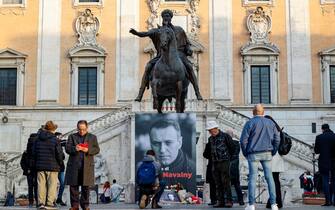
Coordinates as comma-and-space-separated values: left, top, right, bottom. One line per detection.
38, 204, 46, 210
245, 204, 255, 210
271, 204, 279, 210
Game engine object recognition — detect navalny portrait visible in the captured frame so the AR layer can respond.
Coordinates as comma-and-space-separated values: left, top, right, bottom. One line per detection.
135, 113, 196, 193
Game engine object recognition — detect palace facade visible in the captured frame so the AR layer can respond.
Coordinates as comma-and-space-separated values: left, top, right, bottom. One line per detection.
0, 0, 335, 203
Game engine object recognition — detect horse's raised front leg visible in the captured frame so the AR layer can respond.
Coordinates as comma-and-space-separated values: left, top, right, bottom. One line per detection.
175, 80, 182, 113
151, 79, 159, 110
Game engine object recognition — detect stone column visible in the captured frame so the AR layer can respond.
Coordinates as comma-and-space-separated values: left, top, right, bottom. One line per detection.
209, 0, 233, 103
286, 0, 312, 104
116, 0, 140, 101
36, 0, 61, 105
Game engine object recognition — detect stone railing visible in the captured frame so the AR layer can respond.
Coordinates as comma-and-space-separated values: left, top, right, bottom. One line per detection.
61, 105, 132, 139
215, 103, 315, 171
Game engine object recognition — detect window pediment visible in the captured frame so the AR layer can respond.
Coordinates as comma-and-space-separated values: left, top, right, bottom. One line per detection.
241, 43, 279, 56
68, 46, 106, 58
319, 47, 335, 56
0, 48, 27, 58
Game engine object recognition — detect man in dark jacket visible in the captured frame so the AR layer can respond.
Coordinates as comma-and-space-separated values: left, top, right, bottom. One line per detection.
206, 121, 235, 208
21, 129, 42, 207
34, 121, 64, 209
226, 129, 244, 206
65, 120, 100, 210
314, 124, 335, 206
203, 141, 217, 205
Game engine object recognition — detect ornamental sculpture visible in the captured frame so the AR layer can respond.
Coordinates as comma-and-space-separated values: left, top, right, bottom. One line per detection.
247, 6, 272, 44
75, 9, 100, 47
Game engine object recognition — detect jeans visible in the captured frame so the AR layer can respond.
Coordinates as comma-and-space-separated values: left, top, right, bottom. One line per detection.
247, 152, 276, 205
212, 160, 232, 202
57, 172, 65, 201
37, 171, 58, 206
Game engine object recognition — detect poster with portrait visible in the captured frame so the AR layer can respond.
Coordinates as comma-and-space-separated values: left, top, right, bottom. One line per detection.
135, 113, 196, 194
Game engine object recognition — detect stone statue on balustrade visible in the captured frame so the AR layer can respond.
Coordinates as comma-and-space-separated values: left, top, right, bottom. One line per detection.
129, 9, 202, 113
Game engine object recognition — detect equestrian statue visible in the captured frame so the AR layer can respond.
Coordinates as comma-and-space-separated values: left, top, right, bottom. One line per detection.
129, 9, 203, 113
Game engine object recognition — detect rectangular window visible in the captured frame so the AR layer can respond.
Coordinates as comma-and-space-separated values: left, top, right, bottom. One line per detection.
78, 67, 97, 105
251, 66, 271, 104
0, 68, 17, 105
330, 66, 335, 103
2, 0, 22, 4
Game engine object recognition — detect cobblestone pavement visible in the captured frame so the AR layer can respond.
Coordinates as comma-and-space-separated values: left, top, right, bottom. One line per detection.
0, 203, 334, 210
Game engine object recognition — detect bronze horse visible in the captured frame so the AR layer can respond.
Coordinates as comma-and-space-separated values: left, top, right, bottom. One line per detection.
151, 25, 189, 113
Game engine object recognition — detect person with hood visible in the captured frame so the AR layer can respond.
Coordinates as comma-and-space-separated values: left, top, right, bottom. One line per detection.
137, 150, 164, 209
314, 124, 335, 206
34, 121, 64, 210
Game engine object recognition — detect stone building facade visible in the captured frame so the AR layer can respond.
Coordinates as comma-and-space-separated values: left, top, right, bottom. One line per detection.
0, 0, 335, 204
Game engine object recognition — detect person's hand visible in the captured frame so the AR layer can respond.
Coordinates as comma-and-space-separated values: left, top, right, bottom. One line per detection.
76, 144, 82, 152
129, 28, 137, 35
81, 147, 88, 153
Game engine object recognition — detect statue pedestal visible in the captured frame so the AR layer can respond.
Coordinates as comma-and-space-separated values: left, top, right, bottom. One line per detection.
124, 182, 136, 204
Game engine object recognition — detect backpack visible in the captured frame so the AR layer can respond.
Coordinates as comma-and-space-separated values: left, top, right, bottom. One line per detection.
4, 192, 14, 206
137, 161, 156, 185
265, 115, 292, 156
278, 131, 292, 156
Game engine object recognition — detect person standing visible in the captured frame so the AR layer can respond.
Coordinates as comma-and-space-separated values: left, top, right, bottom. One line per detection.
314, 124, 335, 206
226, 129, 245, 206
264, 115, 284, 209
206, 121, 235, 208
203, 141, 217, 205
22, 129, 42, 208
240, 104, 280, 210
34, 121, 64, 210
65, 120, 100, 210
55, 132, 66, 206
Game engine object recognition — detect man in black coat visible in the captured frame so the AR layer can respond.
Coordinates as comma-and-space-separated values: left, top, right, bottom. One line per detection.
65, 120, 100, 210
207, 121, 235, 208
314, 124, 335, 206
203, 141, 217, 205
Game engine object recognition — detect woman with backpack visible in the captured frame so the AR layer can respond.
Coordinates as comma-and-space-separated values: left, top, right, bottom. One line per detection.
264, 115, 289, 209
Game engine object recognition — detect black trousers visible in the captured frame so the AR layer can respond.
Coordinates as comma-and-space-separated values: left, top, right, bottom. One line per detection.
70, 185, 90, 209
209, 179, 217, 203
267, 172, 283, 208
70, 168, 90, 209
231, 178, 244, 202
27, 172, 38, 205
213, 160, 232, 202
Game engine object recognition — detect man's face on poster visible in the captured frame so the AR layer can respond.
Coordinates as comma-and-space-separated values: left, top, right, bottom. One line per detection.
150, 125, 182, 166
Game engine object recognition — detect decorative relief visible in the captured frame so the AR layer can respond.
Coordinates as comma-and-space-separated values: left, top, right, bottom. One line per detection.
186, 0, 200, 38
147, 0, 161, 30
247, 6, 272, 44
75, 9, 100, 47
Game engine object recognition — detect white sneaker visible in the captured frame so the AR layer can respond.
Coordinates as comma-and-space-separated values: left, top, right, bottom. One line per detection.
271, 204, 279, 210
245, 204, 255, 210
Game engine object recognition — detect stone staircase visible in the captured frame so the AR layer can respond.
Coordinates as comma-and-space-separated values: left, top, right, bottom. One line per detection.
0, 100, 315, 202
